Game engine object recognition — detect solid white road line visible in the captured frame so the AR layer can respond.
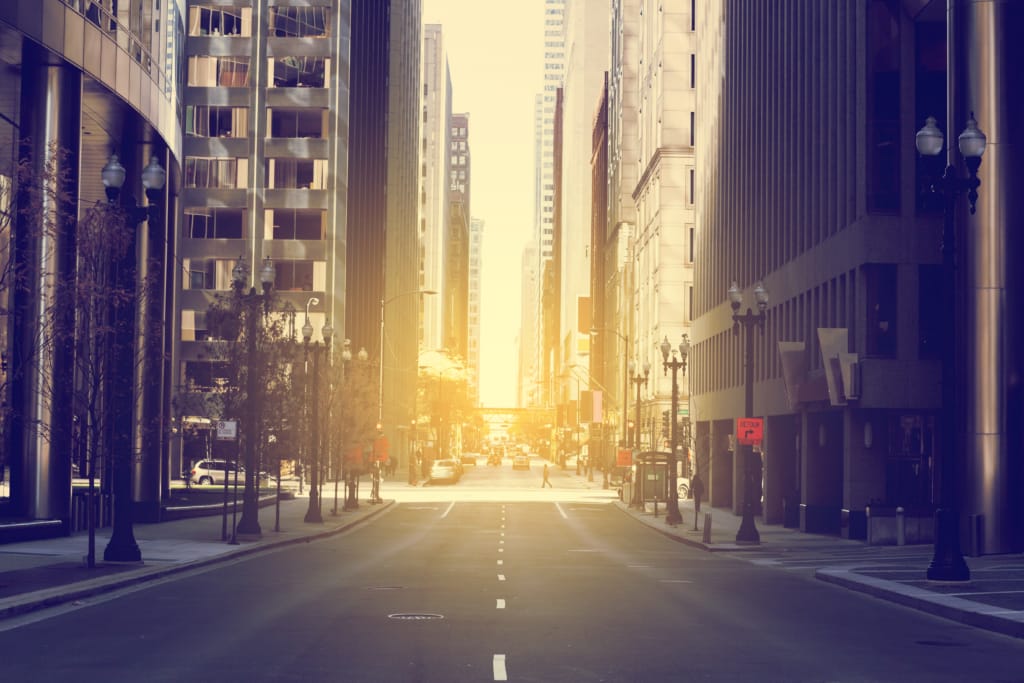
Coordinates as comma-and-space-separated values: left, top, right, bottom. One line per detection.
496, 599, 506, 609
441, 501, 455, 518
494, 654, 508, 681
555, 502, 568, 519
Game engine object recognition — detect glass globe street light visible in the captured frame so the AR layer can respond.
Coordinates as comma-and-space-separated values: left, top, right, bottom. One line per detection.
660, 334, 690, 526
915, 112, 987, 582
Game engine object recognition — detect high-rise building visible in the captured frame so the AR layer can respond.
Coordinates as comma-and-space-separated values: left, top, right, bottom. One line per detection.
691, 1, 1022, 553
537, 0, 565, 264
347, 0, 422, 469
518, 244, 539, 408
2, 0, 183, 527
445, 112, 471, 358
178, 1, 350, 476
420, 23, 451, 353
467, 218, 484, 407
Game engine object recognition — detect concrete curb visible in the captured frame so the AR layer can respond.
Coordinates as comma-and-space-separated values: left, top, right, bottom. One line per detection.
816, 567, 1024, 640
0, 500, 394, 622
612, 500, 761, 552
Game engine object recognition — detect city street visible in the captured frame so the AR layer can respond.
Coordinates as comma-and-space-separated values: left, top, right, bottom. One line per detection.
1, 459, 1021, 682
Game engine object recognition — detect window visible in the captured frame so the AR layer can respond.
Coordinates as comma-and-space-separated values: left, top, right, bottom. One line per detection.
184, 158, 246, 189
274, 260, 315, 291
266, 159, 327, 189
187, 6, 251, 36
185, 208, 244, 239
186, 106, 249, 138
865, 263, 898, 357
269, 7, 330, 37
867, 0, 901, 213
188, 56, 250, 86
273, 209, 324, 240
270, 109, 324, 138
272, 57, 327, 88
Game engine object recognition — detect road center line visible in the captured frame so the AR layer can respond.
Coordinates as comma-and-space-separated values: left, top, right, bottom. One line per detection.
441, 501, 455, 519
496, 598, 506, 609
555, 502, 568, 519
497, 559, 503, 565
498, 574, 506, 581
494, 654, 508, 681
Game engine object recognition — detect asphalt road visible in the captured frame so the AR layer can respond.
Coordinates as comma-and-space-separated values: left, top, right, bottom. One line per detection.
2, 460, 1022, 682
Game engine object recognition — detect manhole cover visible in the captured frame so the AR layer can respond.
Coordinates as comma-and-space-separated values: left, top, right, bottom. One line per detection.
388, 613, 445, 621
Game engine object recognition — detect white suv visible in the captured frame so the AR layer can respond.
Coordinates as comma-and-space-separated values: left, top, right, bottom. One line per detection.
190, 460, 243, 486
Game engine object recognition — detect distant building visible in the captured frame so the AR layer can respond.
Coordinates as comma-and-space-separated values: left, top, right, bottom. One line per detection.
467, 218, 484, 407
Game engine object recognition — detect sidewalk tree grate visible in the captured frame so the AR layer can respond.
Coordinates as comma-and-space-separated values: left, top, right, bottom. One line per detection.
388, 613, 444, 621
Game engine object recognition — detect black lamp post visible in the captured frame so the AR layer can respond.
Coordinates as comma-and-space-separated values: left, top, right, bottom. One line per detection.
233, 256, 276, 538
332, 339, 353, 515
302, 298, 332, 523
591, 327, 630, 489
628, 359, 650, 508
100, 154, 165, 563
660, 334, 690, 526
344, 346, 370, 510
729, 280, 768, 545
916, 113, 986, 582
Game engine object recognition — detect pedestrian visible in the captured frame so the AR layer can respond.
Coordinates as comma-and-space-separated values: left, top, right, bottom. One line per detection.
690, 471, 705, 516
542, 463, 553, 488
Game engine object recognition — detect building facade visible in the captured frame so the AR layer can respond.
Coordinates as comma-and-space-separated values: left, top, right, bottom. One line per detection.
691, 0, 1023, 553
1, 0, 183, 526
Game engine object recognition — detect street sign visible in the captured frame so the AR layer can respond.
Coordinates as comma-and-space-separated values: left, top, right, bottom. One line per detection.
216, 420, 238, 441
736, 417, 763, 445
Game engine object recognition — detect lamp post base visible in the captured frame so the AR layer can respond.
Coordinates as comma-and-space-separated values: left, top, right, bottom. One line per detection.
735, 511, 760, 545
103, 533, 142, 563
235, 510, 262, 539
927, 508, 970, 581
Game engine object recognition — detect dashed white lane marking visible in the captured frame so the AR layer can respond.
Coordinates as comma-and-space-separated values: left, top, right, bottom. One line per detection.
497, 559, 504, 565
496, 599, 506, 609
441, 501, 455, 518
501, 532, 505, 537
499, 548, 504, 553
494, 654, 508, 680
498, 574, 506, 581
555, 502, 568, 519
499, 540, 505, 544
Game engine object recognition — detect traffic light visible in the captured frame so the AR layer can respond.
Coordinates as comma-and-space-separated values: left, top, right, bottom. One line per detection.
661, 410, 670, 439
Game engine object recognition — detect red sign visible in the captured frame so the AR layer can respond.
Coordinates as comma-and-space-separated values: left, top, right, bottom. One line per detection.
736, 417, 764, 445
616, 448, 633, 467
373, 436, 390, 462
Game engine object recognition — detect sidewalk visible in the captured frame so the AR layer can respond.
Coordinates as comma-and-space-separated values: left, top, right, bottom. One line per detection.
3, 473, 1023, 642
617, 491, 1024, 640
0, 493, 392, 621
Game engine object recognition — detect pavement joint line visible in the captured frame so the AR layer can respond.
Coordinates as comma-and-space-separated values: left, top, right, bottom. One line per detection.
0, 500, 395, 622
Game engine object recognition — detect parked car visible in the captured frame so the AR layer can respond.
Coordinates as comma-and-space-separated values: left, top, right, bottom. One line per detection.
460, 452, 479, 466
512, 454, 530, 471
429, 459, 460, 484
190, 459, 242, 486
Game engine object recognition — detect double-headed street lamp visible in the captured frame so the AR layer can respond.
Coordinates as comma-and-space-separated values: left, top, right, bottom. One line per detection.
232, 256, 276, 539
331, 339, 354, 515
915, 112, 987, 582
729, 280, 769, 545
100, 154, 166, 564
628, 359, 650, 508
660, 334, 690, 526
302, 297, 332, 524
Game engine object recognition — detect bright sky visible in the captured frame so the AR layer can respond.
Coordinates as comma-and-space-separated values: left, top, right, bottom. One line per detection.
422, 0, 545, 408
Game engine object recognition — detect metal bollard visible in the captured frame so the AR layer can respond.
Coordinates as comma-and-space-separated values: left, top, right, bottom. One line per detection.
653, 495, 659, 517
702, 512, 712, 544
896, 506, 905, 546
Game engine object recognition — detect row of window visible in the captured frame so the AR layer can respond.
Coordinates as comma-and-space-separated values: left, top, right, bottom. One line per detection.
187, 56, 330, 88
187, 7, 331, 38
184, 158, 329, 190
185, 208, 325, 241
184, 258, 315, 293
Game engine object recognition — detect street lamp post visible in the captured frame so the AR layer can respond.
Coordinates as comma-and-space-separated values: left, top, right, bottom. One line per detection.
591, 327, 630, 489
916, 113, 986, 582
629, 359, 650, 508
332, 339, 353, 515
100, 154, 166, 563
729, 280, 769, 545
660, 335, 689, 526
344, 346, 370, 511
233, 256, 276, 539
302, 298, 332, 523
